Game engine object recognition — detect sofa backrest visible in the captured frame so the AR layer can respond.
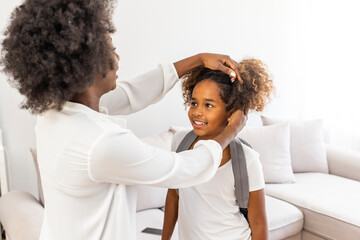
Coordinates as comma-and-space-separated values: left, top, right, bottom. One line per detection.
326, 144, 360, 182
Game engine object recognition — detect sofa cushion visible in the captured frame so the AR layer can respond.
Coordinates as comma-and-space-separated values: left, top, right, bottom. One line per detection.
0, 191, 44, 240
140, 129, 175, 151
136, 208, 179, 240
261, 116, 328, 173
266, 195, 303, 239
238, 123, 295, 183
136, 186, 167, 212
265, 173, 360, 240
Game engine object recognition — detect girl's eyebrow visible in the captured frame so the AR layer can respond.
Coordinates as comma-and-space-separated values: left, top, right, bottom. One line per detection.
191, 97, 215, 102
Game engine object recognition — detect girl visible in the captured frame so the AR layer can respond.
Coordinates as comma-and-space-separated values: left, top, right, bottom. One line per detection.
162, 59, 275, 240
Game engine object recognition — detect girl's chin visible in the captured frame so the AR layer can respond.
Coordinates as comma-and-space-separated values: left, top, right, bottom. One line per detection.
193, 130, 214, 140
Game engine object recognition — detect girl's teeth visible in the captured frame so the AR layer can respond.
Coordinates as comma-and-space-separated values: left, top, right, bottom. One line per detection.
194, 121, 205, 125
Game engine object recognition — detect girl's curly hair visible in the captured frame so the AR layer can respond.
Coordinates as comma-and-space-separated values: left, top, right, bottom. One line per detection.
182, 58, 275, 114
0, 0, 116, 114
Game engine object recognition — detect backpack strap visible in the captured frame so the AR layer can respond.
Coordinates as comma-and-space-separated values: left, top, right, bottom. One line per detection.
239, 138, 252, 149
174, 130, 198, 195
229, 138, 249, 209
176, 130, 198, 153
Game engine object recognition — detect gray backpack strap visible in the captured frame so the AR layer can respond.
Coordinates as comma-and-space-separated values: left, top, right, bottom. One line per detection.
229, 138, 249, 209
239, 138, 252, 149
175, 130, 198, 153
174, 130, 198, 195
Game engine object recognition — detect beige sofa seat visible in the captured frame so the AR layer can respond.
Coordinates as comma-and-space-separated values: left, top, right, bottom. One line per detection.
265, 173, 360, 240
266, 195, 303, 240
0, 191, 43, 240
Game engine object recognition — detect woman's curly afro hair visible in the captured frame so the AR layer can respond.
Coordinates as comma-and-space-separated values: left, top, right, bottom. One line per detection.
182, 58, 275, 114
1, 0, 116, 114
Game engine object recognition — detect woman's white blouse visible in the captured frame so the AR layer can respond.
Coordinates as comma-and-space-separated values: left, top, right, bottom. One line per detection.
36, 63, 222, 240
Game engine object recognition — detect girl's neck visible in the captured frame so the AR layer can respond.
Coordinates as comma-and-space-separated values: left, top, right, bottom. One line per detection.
220, 145, 231, 167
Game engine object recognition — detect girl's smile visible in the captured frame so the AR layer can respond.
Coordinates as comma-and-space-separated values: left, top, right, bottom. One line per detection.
192, 119, 207, 128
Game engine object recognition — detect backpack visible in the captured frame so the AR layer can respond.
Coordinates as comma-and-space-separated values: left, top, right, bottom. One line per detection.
175, 130, 251, 221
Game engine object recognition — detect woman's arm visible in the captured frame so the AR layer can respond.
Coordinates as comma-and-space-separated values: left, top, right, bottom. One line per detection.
89, 129, 222, 188
247, 189, 268, 240
100, 63, 177, 115
89, 110, 246, 188
162, 189, 179, 240
101, 53, 241, 115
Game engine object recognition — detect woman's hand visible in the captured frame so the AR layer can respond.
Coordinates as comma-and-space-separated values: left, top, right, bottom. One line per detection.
174, 53, 242, 83
199, 53, 242, 83
226, 110, 247, 134
212, 110, 247, 150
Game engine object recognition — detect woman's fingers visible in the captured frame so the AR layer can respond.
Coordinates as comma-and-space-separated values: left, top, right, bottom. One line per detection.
201, 53, 242, 83
222, 57, 242, 83
214, 62, 237, 82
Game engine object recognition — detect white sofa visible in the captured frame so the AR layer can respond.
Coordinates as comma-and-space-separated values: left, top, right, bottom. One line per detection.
133, 122, 360, 240
1, 120, 360, 240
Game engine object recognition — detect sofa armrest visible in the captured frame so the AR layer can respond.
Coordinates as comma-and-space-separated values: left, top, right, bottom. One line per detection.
0, 191, 44, 240
326, 144, 360, 181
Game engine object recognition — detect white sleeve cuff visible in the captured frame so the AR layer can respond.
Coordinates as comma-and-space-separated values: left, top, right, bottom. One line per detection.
159, 62, 180, 94
194, 139, 223, 168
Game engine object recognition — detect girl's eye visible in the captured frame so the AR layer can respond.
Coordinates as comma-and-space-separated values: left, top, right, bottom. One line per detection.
190, 102, 197, 107
205, 103, 213, 108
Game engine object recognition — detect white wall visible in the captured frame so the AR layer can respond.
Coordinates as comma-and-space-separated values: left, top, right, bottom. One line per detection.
1, 0, 359, 196
0, 0, 38, 196
104, 0, 297, 137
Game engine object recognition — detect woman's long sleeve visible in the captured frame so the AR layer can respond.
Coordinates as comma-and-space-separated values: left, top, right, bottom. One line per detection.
88, 129, 222, 188
100, 63, 179, 115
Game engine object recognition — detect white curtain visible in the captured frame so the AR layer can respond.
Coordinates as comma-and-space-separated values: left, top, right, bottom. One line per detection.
288, 0, 360, 151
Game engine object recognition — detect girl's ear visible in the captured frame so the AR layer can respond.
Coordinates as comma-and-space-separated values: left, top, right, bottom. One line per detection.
227, 106, 248, 119
227, 108, 235, 119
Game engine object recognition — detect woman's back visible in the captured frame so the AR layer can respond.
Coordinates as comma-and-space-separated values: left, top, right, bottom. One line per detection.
36, 102, 138, 239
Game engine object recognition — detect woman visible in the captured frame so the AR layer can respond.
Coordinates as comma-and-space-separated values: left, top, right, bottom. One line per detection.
1, 0, 247, 239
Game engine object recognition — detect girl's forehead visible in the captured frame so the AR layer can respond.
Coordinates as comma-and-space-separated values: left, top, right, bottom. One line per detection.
193, 79, 222, 98
195, 79, 219, 90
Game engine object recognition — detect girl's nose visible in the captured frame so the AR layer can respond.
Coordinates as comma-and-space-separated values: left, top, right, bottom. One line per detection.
193, 107, 203, 117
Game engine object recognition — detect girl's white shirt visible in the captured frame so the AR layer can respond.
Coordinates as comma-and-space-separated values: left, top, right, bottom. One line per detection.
36, 63, 223, 240
172, 130, 265, 240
